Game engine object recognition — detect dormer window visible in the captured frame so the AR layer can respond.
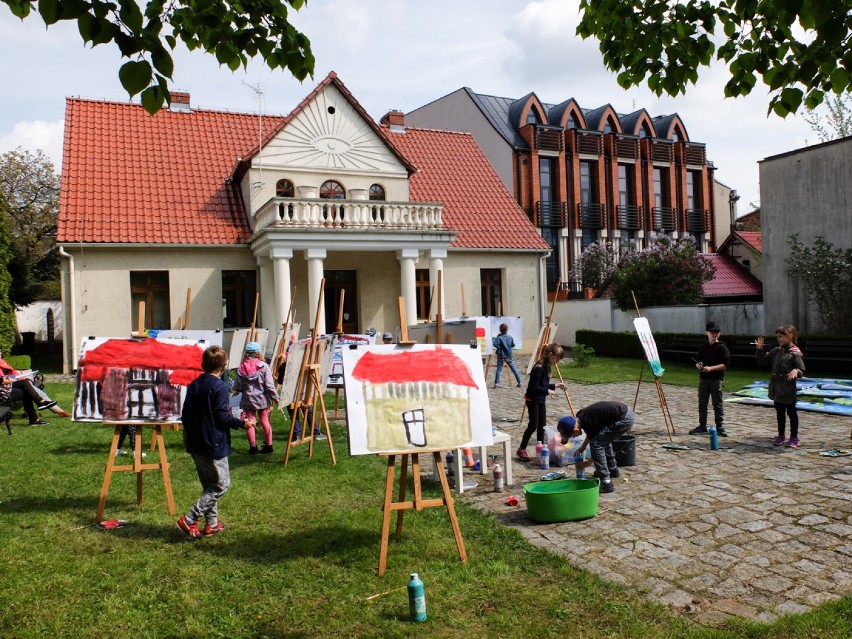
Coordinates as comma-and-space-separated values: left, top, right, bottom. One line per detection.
320, 180, 346, 199
639, 123, 651, 139
276, 179, 294, 198
369, 184, 386, 200
526, 108, 542, 125
604, 117, 616, 134
565, 115, 576, 130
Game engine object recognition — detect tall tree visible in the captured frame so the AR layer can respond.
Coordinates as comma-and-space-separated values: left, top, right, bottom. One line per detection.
577, 0, 852, 116
0, 205, 16, 353
0, 148, 61, 306
802, 93, 852, 142
2, 0, 314, 114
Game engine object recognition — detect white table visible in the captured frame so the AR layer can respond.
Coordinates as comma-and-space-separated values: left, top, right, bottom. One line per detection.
434, 429, 514, 494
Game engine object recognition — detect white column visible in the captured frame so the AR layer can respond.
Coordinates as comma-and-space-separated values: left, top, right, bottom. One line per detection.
305, 248, 327, 335
428, 249, 447, 318
397, 249, 419, 327
271, 248, 293, 331
257, 256, 274, 333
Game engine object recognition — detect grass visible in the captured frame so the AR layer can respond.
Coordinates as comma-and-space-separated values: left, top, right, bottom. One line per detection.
1, 381, 850, 637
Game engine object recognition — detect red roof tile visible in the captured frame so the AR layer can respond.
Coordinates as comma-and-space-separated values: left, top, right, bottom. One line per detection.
736, 231, 762, 253
59, 97, 285, 245
384, 126, 549, 250
702, 253, 762, 297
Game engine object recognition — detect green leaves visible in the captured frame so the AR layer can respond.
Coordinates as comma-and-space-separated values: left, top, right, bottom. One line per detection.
3, 0, 315, 114
577, 0, 852, 118
786, 234, 852, 333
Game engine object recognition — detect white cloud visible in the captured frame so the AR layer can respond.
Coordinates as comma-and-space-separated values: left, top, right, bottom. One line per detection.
0, 120, 64, 169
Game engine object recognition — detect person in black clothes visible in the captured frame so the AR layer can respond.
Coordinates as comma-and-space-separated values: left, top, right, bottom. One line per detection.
689, 321, 731, 437
557, 401, 635, 494
517, 343, 565, 462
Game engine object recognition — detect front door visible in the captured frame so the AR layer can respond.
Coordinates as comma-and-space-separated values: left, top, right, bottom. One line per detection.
324, 270, 358, 333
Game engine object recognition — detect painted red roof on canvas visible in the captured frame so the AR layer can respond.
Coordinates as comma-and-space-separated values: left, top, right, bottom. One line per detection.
351, 348, 480, 387
79, 338, 204, 385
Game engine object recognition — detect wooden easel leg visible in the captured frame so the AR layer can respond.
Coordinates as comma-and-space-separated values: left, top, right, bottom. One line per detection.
633, 364, 645, 411
316, 394, 336, 465
655, 378, 676, 441
434, 451, 467, 564
378, 455, 396, 576
97, 425, 122, 521
155, 426, 175, 516
134, 427, 144, 505
396, 454, 409, 538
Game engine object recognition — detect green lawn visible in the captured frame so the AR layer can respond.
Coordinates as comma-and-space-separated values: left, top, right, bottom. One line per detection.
0, 381, 849, 638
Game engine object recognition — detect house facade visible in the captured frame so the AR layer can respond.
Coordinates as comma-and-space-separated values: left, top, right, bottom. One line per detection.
56, 73, 549, 373
407, 89, 720, 294
759, 136, 852, 334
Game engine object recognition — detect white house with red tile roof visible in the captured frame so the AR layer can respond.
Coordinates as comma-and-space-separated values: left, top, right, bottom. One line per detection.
56, 72, 549, 372
717, 230, 763, 283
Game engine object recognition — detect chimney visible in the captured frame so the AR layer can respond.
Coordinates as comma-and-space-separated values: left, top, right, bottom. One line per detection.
170, 91, 191, 113
380, 110, 405, 132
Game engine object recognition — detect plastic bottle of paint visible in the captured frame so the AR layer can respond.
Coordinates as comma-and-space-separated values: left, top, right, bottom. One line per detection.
493, 463, 504, 492
709, 427, 719, 451
445, 451, 455, 484
408, 573, 427, 622
540, 446, 550, 470
462, 447, 474, 468
535, 440, 544, 465
574, 452, 586, 478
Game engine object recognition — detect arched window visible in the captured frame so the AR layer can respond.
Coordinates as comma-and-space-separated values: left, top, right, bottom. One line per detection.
369, 184, 385, 201
526, 108, 541, 125
672, 125, 684, 142
639, 123, 651, 139
320, 180, 346, 199
565, 115, 576, 130
276, 179, 294, 197
603, 117, 616, 134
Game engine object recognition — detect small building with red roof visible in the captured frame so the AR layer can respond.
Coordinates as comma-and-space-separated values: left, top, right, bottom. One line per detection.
717, 230, 763, 283
56, 73, 549, 373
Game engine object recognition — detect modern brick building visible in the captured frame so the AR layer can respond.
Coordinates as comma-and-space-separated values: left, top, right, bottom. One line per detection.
407, 89, 719, 295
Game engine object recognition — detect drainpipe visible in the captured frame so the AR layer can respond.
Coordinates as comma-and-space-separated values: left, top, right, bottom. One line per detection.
57, 247, 78, 373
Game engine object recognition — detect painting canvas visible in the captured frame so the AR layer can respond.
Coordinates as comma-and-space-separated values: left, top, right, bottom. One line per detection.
341, 344, 493, 455
445, 316, 492, 354
489, 316, 523, 352
151, 329, 223, 346
270, 323, 301, 378
327, 333, 376, 386
226, 328, 270, 364
407, 321, 477, 347
73, 336, 208, 423
633, 317, 665, 377
526, 323, 558, 374
277, 335, 334, 408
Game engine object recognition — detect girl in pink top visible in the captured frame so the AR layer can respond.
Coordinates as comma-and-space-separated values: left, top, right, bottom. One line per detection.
233, 342, 279, 454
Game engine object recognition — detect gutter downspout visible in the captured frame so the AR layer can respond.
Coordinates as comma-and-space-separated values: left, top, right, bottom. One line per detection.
57, 247, 78, 373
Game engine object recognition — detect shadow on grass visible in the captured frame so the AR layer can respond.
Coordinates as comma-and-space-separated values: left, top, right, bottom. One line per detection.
0, 495, 100, 514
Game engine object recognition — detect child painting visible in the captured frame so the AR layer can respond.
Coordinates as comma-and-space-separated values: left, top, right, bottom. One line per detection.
233, 341, 279, 455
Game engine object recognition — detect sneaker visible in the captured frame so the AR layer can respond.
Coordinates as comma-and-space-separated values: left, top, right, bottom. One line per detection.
28, 419, 48, 426
36, 400, 57, 411
717, 428, 729, 437
493, 384, 498, 389
249, 446, 259, 455
260, 444, 274, 454
116, 448, 127, 456
203, 521, 226, 536
291, 431, 301, 442
516, 448, 530, 462
314, 432, 327, 441
785, 438, 800, 448
176, 516, 202, 540
772, 436, 786, 446
516, 383, 522, 388
593, 469, 620, 480
689, 425, 708, 435
599, 480, 615, 494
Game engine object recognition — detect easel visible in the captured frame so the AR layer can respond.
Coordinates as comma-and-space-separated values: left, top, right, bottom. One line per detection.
97, 422, 177, 520
284, 279, 336, 466
271, 287, 297, 378
520, 278, 575, 420
630, 293, 675, 441
460, 282, 468, 318
397, 297, 417, 345
177, 289, 192, 330
378, 450, 467, 576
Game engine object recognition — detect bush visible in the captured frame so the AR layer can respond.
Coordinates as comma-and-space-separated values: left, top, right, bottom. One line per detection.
575, 330, 645, 359
612, 236, 714, 311
5, 355, 31, 370
571, 343, 595, 367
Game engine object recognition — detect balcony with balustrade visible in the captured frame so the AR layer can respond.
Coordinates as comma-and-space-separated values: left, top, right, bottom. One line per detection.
534, 201, 568, 227
687, 208, 710, 233
652, 206, 678, 232
574, 203, 606, 229
252, 197, 444, 233
535, 126, 564, 152
617, 204, 643, 230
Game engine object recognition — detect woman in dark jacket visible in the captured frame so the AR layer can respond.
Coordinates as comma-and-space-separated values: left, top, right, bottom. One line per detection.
756, 325, 805, 448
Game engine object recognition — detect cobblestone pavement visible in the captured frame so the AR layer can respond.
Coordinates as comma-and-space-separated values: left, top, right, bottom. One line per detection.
445, 362, 852, 625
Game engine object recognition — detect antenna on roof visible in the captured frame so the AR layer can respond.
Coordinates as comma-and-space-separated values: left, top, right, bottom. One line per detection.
242, 80, 265, 192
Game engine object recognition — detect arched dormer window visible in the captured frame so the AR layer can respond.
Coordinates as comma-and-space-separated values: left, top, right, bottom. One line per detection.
639, 123, 652, 139
320, 180, 346, 199
369, 184, 385, 200
565, 115, 576, 130
276, 179, 294, 197
604, 117, 616, 134
526, 107, 542, 125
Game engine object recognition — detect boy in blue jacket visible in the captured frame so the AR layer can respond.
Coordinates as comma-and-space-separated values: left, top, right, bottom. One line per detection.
177, 345, 254, 539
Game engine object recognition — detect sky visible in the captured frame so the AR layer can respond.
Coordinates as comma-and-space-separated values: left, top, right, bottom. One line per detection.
0, 0, 818, 212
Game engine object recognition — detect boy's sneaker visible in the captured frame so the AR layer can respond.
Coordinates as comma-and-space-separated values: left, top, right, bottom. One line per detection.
599, 480, 615, 494
689, 425, 708, 434
176, 516, 202, 540
248, 446, 259, 455
116, 448, 127, 456
203, 521, 226, 536
260, 444, 274, 454
593, 469, 620, 479
785, 438, 800, 448
716, 428, 729, 437
772, 436, 786, 446
314, 432, 327, 441
516, 448, 530, 462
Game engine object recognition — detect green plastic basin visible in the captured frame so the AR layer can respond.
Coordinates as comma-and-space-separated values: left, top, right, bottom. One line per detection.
523, 478, 601, 523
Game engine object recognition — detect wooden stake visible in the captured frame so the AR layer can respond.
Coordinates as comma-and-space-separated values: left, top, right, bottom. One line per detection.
184, 288, 192, 330
336, 289, 345, 334
397, 297, 416, 345
460, 283, 467, 318
436, 270, 444, 344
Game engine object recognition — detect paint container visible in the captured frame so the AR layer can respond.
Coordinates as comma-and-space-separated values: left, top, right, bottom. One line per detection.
445, 451, 454, 485
535, 440, 544, 465
462, 447, 475, 468
540, 446, 550, 470
709, 427, 719, 451
493, 463, 504, 492
574, 452, 586, 478
408, 573, 427, 622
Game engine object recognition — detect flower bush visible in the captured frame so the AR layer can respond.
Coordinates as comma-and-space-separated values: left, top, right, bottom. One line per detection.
576, 241, 618, 290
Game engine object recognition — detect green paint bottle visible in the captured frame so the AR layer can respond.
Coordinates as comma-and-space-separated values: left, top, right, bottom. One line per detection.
408, 572, 427, 622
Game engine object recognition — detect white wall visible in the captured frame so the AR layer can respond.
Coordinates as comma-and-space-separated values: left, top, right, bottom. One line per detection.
15, 301, 63, 341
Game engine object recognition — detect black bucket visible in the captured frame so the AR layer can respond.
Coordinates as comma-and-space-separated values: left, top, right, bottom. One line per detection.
613, 435, 636, 467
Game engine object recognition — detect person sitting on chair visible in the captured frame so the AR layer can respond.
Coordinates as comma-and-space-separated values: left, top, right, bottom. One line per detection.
0, 347, 71, 424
